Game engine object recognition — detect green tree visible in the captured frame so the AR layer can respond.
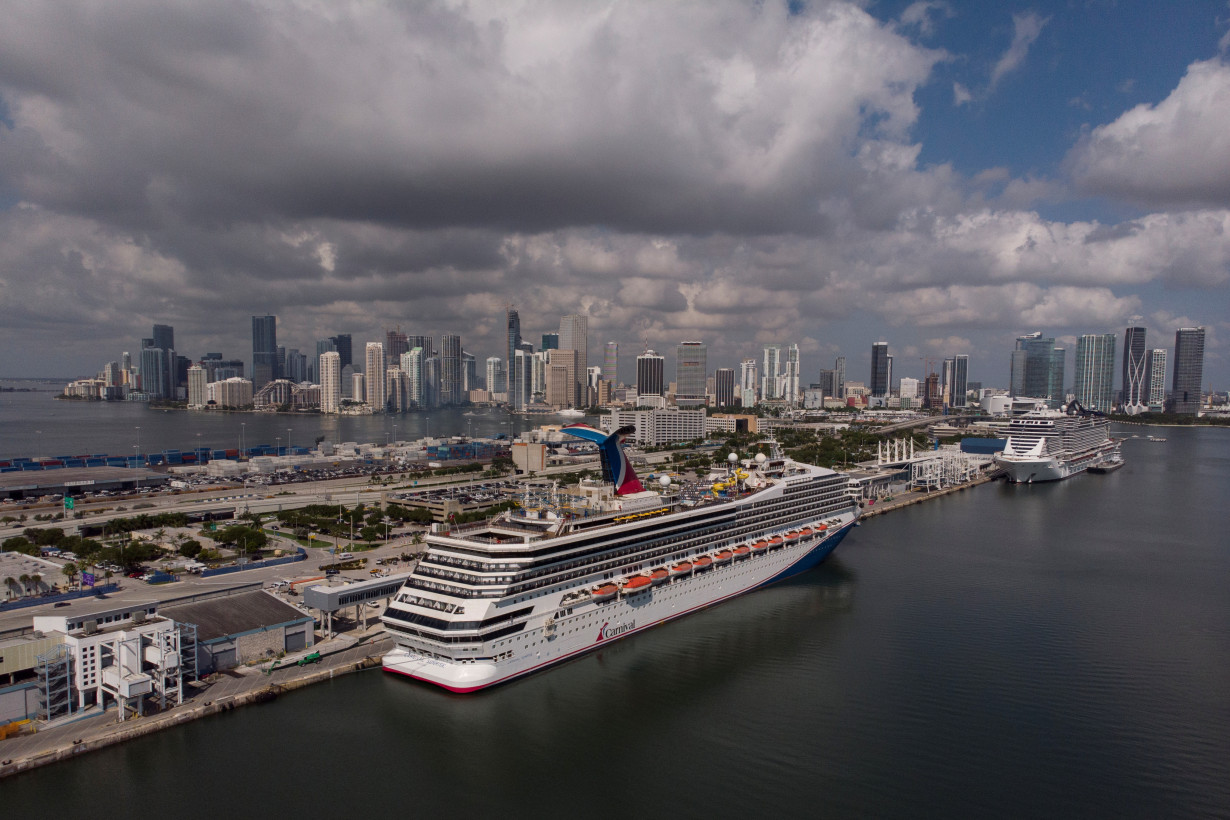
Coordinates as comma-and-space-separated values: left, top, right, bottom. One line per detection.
178, 539, 203, 559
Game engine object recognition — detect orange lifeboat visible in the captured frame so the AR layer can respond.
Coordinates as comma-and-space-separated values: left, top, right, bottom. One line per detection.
714, 550, 733, 563
733, 545, 751, 560
623, 575, 653, 593
769, 536, 784, 546
669, 561, 693, 577
800, 527, 813, 537
815, 523, 828, 531
786, 530, 800, 541
693, 556, 713, 571
592, 583, 618, 602
650, 568, 669, 586
750, 540, 769, 553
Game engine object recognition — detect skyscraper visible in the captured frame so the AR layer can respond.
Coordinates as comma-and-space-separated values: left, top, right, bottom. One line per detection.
252, 315, 278, 390
402, 348, 424, 407
558, 314, 588, 407
439, 334, 462, 406
330, 333, 353, 371
152, 324, 174, 353
486, 357, 505, 394
675, 341, 707, 406
782, 343, 801, 405
1145, 348, 1167, 411
740, 358, 758, 402
506, 308, 522, 409
603, 341, 618, 385
1011, 332, 1065, 408
139, 347, 167, 399
462, 351, 476, 395
714, 368, 735, 407
834, 356, 846, 398
541, 333, 559, 351
1074, 333, 1116, 412
319, 351, 341, 413
762, 345, 781, 400
1121, 326, 1148, 414
386, 329, 409, 360
950, 354, 969, 408
187, 365, 206, 408
406, 335, 432, 357
636, 350, 665, 400
365, 342, 387, 411
870, 342, 890, 398
1169, 327, 1205, 415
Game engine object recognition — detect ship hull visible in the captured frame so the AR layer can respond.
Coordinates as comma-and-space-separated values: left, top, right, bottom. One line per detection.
997, 440, 1115, 483
383, 520, 854, 693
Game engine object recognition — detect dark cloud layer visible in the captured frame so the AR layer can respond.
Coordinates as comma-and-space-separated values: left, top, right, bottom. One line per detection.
0, 1, 1226, 385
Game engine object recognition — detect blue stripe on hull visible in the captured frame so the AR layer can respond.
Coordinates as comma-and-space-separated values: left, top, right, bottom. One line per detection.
758, 524, 853, 588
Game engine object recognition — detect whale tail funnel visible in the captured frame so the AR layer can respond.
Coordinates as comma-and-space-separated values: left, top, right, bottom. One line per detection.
561, 424, 645, 495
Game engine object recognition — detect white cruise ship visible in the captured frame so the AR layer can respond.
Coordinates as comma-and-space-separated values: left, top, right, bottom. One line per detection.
994, 402, 1115, 483
381, 424, 859, 692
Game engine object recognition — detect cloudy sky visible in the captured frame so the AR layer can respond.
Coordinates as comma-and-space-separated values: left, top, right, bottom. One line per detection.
1, 0, 1228, 390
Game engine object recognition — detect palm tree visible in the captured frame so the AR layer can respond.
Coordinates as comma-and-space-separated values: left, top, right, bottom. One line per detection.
19, 573, 30, 595
3, 576, 15, 600
31, 573, 43, 593
61, 562, 78, 589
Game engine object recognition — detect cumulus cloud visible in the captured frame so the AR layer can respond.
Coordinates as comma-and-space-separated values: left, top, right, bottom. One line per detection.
1069, 59, 1230, 207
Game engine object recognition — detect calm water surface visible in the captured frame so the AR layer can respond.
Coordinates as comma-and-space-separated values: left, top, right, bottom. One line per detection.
2, 424, 1227, 818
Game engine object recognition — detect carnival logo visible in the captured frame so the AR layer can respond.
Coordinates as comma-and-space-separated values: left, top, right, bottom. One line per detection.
595, 620, 636, 643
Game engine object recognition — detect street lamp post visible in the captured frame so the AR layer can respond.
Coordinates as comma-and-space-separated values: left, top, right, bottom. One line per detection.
240, 422, 246, 459
276, 436, 281, 455
287, 427, 292, 452
35, 429, 42, 460
135, 426, 141, 460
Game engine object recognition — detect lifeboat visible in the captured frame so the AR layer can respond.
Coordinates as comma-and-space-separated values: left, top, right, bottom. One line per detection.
622, 575, 653, 593
733, 545, 751, 560
769, 536, 784, 546
669, 561, 693, 577
800, 527, 813, 537
815, 523, 828, 531
693, 556, 713, 571
786, 530, 800, 541
750, 540, 769, 553
714, 550, 733, 563
650, 568, 669, 586
592, 583, 618, 602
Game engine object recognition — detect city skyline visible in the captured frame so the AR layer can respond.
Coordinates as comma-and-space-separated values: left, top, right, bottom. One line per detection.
1, 2, 1228, 386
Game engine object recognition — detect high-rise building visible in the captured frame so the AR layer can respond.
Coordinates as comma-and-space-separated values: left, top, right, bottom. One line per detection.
387, 367, 410, 413
834, 356, 846, 398
365, 342, 387, 411
738, 358, 758, 404
1011, 332, 1066, 408
351, 371, 365, 403
558, 315, 588, 407
187, 365, 207, 408
762, 345, 781, 400
714, 368, 735, 407
604, 341, 619, 385
330, 334, 353, 371
386, 329, 409, 360
1169, 327, 1205, 415
636, 350, 665, 400
506, 308, 522, 409
782, 344, 801, 405
675, 341, 707, 406
462, 351, 476, 394
541, 333, 559, 351
439, 334, 462, 406
284, 349, 307, 383
1074, 333, 1116, 412
950, 354, 969, 408
1145, 349, 1167, 411
139, 347, 167, 399
512, 349, 533, 409
319, 351, 341, 413
402, 348, 424, 407
870, 342, 890, 398
152, 324, 174, 353
252, 315, 278, 390
817, 369, 838, 400
423, 354, 440, 408
1121, 326, 1148, 414
486, 357, 505, 394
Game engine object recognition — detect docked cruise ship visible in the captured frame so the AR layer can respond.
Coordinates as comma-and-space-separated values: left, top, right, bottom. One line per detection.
381, 424, 859, 692
994, 402, 1115, 483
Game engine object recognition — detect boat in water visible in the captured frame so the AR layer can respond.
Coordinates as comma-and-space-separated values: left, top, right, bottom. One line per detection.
381, 424, 859, 692
994, 401, 1115, 483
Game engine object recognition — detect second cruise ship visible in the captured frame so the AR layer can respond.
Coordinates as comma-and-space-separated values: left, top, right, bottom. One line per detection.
994, 401, 1115, 483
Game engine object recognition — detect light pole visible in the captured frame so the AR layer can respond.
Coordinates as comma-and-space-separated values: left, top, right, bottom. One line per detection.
276, 436, 281, 455
135, 426, 141, 460
35, 429, 42, 460
287, 427, 292, 452
426, 416, 430, 439
196, 432, 201, 456
240, 422, 246, 459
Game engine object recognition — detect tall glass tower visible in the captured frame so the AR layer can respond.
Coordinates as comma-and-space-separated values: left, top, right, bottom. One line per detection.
1121, 326, 1148, 413
252, 315, 278, 390
1169, 327, 1205, 415
1074, 333, 1116, 412
675, 341, 707, 406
